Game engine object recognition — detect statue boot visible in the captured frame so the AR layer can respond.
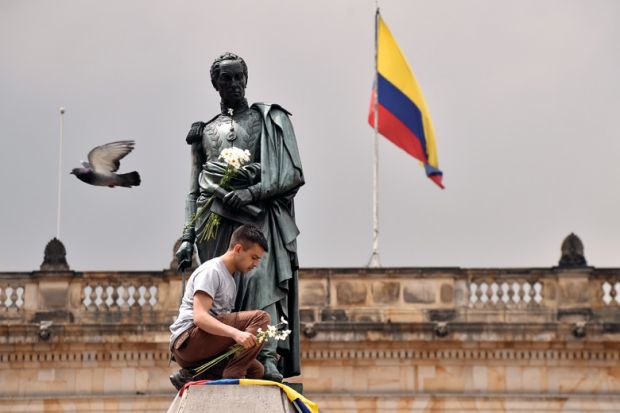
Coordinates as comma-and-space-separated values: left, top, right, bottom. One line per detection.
261, 357, 283, 382
259, 339, 283, 382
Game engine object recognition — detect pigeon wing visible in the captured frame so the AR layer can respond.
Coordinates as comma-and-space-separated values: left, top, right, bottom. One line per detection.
87, 140, 135, 173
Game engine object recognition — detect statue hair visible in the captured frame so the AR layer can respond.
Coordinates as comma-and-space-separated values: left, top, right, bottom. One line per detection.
210, 52, 248, 89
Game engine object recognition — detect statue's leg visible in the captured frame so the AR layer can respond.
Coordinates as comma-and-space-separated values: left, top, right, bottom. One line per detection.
258, 302, 284, 382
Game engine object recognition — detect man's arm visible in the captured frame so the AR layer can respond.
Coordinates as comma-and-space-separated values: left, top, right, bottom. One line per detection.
193, 291, 257, 349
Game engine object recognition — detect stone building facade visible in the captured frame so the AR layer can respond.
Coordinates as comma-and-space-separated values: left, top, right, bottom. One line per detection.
1, 235, 619, 412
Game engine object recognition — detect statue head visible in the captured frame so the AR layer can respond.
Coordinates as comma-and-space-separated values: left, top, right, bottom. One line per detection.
210, 52, 248, 107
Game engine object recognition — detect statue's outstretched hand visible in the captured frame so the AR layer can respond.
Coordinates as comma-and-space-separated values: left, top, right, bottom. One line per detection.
223, 189, 253, 209
175, 241, 194, 271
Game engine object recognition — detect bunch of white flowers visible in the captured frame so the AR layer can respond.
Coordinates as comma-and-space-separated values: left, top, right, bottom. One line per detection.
219, 147, 251, 170
257, 317, 292, 343
191, 317, 292, 379
188, 147, 252, 242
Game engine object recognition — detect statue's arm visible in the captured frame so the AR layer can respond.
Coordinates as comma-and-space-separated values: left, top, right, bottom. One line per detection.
183, 142, 205, 241
176, 141, 205, 268
221, 163, 261, 209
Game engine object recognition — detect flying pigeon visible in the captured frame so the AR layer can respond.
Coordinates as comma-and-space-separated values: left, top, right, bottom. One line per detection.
70, 140, 141, 188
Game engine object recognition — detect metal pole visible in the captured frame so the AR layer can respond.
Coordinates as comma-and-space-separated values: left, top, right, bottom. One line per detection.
368, 7, 381, 268
56, 107, 65, 240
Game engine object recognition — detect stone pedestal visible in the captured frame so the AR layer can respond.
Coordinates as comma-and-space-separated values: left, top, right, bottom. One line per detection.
167, 385, 297, 413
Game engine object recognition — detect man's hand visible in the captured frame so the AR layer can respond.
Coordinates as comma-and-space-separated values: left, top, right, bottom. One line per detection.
223, 189, 253, 209
175, 241, 193, 270
194, 292, 259, 347
233, 330, 257, 349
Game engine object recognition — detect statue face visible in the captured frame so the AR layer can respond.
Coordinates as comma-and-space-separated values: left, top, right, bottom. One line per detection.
215, 60, 247, 106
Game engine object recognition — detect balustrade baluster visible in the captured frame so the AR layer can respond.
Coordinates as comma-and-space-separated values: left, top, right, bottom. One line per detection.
82, 285, 91, 309
104, 286, 114, 309
15, 287, 24, 309
501, 282, 510, 305
9, 287, 18, 310
142, 285, 151, 308
490, 283, 499, 305
119, 285, 130, 310
469, 283, 478, 305
110, 285, 120, 310
127, 286, 136, 308
88, 285, 98, 310
149, 285, 158, 306
522, 283, 532, 304
533, 282, 542, 304
133, 286, 142, 308
4, 287, 14, 308
95, 285, 105, 310
480, 282, 489, 304
511, 282, 520, 304
602, 282, 612, 305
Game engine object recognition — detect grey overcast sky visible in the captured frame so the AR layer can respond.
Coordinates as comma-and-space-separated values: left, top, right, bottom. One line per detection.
1, 0, 619, 272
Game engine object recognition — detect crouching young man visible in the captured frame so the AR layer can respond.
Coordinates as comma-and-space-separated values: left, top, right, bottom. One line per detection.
169, 225, 270, 390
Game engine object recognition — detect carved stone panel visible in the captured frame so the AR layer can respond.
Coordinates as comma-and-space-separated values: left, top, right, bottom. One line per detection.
403, 282, 436, 304
335, 281, 367, 305
371, 281, 400, 304
300, 281, 327, 307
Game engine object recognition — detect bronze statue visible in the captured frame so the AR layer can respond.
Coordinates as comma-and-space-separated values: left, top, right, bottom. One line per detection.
176, 52, 304, 381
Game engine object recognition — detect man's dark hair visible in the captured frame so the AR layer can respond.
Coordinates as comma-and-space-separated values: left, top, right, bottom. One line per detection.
229, 225, 268, 252
210, 52, 248, 89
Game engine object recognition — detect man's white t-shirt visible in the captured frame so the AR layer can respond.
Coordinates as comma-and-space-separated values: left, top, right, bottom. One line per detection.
169, 257, 237, 349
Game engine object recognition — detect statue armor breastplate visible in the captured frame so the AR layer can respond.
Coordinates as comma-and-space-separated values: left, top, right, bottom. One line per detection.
202, 108, 262, 162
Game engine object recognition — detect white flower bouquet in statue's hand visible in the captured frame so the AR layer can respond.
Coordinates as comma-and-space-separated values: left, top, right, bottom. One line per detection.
192, 317, 291, 379
218, 147, 251, 170
204, 148, 261, 216
183, 147, 261, 242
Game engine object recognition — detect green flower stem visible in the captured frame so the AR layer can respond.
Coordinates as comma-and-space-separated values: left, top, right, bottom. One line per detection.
187, 165, 238, 243
200, 213, 221, 242
192, 344, 243, 378
182, 197, 214, 236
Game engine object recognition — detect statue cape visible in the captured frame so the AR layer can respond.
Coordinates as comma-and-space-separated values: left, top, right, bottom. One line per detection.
246, 103, 304, 377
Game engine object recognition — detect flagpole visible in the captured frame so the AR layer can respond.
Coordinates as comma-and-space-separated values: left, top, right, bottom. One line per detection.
56, 107, 65, 240
368, 7, 381, 268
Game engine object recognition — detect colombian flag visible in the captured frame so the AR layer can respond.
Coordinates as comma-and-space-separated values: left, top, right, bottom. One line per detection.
368, 12, 444, 189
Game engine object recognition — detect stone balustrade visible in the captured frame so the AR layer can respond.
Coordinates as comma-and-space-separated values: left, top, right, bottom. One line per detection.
0, 270, 182, 334
1, 266, 618, 340
297, 267, 620, 329
0, 281, 25, 312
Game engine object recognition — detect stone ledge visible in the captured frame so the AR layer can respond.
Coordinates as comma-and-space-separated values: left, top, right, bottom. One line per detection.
0, 323, 172, 345
300, 347, 620, 363
0, 348, 170, 367
168, 384, 299, 413
300, 321, 620, 342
